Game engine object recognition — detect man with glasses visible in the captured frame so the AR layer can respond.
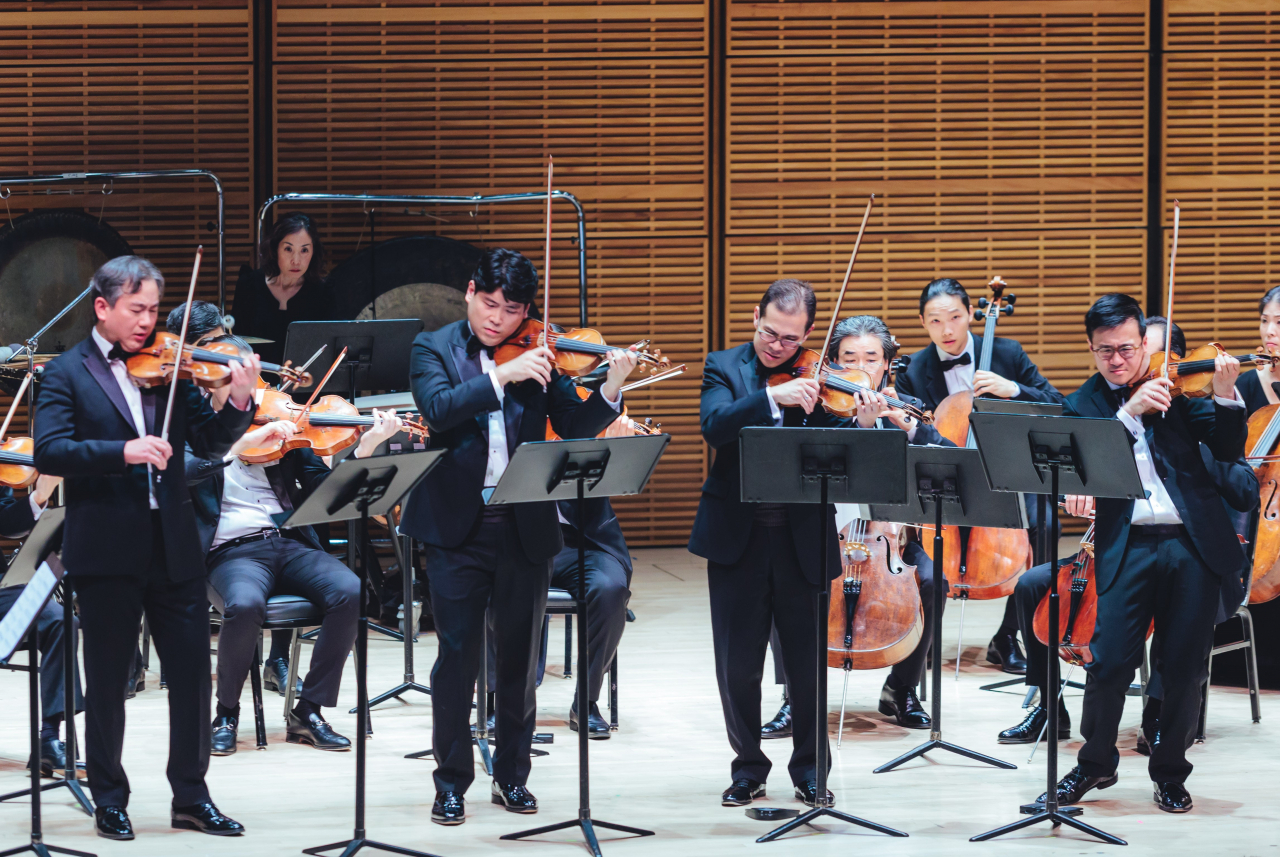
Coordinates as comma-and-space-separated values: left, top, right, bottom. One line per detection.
1028, 293, 1246, 814
689, 278, 847, 810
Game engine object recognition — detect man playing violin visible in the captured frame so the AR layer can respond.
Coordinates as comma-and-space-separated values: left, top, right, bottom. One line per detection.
689, 278, 846, 811
33, 256, 260, 841
894, 277, 1065, 676
401, 248, 637, 825
1032, 293, 1247, 814
179, 333, 404, 756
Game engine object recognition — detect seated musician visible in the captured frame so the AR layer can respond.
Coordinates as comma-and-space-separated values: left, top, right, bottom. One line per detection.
1238, 285, 1280, 416
826, 315, 953, 728
894, 278, 1065, 675
166, 300, 299, 695
184, 334, 404, 755
0, 477, 84, 777
689, 278, 846, 810
1030, 294, 1247, 814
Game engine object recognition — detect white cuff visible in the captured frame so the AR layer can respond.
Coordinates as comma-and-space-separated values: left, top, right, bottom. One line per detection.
905, 422, 918, 443
765, 386, 782, 421
488, 370, 505, 403
1115, 406, 1144, 439
29, 494, 46, 521
1213, 389, 1246, 410
601, 389, 622, 411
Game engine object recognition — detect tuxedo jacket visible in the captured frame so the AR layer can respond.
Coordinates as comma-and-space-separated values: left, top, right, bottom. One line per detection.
400, 319, 619, 564
1064, 373, 1251, 595
1199, 446, 1257, 623
0, 488, 36, 541
688, 342, 850, 585
185, 447, 329, 556
895, 334, 1065, 412
32, 335, 255, 581
557, 497, 631, 574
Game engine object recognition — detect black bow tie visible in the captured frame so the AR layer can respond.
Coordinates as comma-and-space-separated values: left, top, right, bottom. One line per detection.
938, 351, 972, 373
465, 334, 495, 360
106, 343, 132, 363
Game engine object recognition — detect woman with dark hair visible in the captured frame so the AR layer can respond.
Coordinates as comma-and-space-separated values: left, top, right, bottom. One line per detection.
1237, 286, 1280, 416
231, 211, 334, 365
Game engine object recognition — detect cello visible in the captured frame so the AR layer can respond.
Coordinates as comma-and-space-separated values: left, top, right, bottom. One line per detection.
1246, 402, 1280, 602
925, 276, 1032, 605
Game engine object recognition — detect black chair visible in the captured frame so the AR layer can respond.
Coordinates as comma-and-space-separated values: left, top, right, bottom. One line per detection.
210, 594, 322, 748
544, 587, 619, 730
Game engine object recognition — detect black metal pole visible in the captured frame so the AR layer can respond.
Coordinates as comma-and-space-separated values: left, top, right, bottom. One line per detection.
366, 529, 431, 711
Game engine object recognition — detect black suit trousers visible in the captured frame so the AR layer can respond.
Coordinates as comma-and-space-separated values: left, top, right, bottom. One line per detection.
1013, 561, 1054, 693
549, 538, 631, 703
71, 516, 212, 808
1077, 528, 1219, 783
708, 522, 827, 786
0, 586, 83, 721
423, 512, 550, 794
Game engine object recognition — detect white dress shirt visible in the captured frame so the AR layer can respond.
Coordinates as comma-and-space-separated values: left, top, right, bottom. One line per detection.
211, 458, 284, 547
91, 327, 158, 509
937, 333, 976, 396
1108, 379, 1245, 525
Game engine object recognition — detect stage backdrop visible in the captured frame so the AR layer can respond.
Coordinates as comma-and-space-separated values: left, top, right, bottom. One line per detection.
0, 1, 1273, 547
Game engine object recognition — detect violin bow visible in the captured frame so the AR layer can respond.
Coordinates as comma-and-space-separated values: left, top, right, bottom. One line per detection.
1163, 200, 1180, 381
295, 347, 349, 430
0, 371, 32, 441
161, 246, 202, 443
812, 194, 875, 380
541, 155, 554, 350
278, 344, 327, 393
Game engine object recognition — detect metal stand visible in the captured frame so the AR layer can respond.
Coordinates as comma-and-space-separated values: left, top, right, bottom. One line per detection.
402, 619, 494, 775
502, 479, 654, 856
875, 482, 1017, 774
366, 527, 430, 710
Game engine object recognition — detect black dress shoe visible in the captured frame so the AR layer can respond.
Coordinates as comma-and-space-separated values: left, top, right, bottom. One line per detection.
878, 680, 930, 729
761, 699, 792, 739
721, 778, 766, 806
1033, 765, 1118, 806
1153, 781, 1193, 813
986, 633, 1028, 675
263, 657, 302, 696
28, 736, 66, 777
997, 704, 1071, 744
794, 780, 835, 807
211, 714, 238, 756
491, 781, 538, 813
432, 791, 465, 825
569, 702, 610, 739
95, 805, 134, 840
1135, 729, 1160, 757
171, 801, 244, 835
286, 709, 351, 751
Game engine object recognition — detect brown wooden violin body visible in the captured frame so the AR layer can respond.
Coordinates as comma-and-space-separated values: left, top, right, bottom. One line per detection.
0, 436, 37, 489
1033, 524, 1098, 665
1135, 344, 1279, 404
827, 519, 923, 670
767, 349, 934, 424
126, 331, 313, 390
239, 389, 428, 464
1247, 402, 1280, 603
494, 318, 669, 378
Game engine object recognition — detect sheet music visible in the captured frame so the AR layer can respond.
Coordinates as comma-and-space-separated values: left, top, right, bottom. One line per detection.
0, 558, 63, 663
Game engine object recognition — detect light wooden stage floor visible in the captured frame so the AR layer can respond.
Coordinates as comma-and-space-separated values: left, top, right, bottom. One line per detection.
1, 547, 1275, 856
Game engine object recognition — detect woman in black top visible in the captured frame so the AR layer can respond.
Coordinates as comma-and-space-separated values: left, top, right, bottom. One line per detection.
1238, 286, 1280, 417
231, 211, 334, 365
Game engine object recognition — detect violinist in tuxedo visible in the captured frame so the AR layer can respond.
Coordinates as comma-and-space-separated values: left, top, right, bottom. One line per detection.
689, 278, 847, 811
400, 248, 636, 825
1031, 293, 1247, 814
894, 277, 1065, 675
32, 256, 258, 840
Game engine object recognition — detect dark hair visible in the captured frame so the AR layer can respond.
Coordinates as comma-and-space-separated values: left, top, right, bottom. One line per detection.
259, 211, 326, 286
759, 278, 816, 328
471, 248, 539, 306
828, 315, 898, 380
1144, 316, 1186, 359
1084, 293, 1145, 341
90, 255, 164, 307
166, 300, 225, 344
1260, 286, 1280, 315
209, 333, 253, 359
919, 278, 969, 316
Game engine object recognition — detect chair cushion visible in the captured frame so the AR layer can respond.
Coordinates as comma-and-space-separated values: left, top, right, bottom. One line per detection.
545, 587, 577, 612
264, 594, 323, 625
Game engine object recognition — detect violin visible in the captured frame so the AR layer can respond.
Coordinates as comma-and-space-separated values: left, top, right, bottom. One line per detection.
544, 384, 663, 441
1246, 402, 1280, 603
828, 519, 922, 671
1127, 344, 1279, 403
767, 348, 934, 425
926, 276, 1032, 602
494, 318, 670, 378
0, 370, 37, 489
238, 388, 429, 464
126, 331, 313, 390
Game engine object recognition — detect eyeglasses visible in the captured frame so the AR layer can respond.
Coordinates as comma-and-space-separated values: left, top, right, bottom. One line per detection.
1090, 344, 1140, 360
757, 328, 803, 350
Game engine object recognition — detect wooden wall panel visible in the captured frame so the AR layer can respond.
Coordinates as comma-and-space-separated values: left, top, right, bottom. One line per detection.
1166, 0, 1280, 49
274, 0, 708, 60
727, 54, 1147, 234
1169, 230, 1279, 352
729, 0, 1148, 54
726, 231, 1145, 391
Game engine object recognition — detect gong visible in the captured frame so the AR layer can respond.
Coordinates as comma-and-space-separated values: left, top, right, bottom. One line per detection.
0, 209, 134, 352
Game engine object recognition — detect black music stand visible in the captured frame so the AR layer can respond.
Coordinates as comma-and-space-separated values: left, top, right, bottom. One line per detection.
968, 411, 1142, 846
868, 446, 1024, 775
498, 435, 668, 857
283, 319, 424, 399
0, 508, 94, 857
738, 427, 909, 843
284, 450, 446, 857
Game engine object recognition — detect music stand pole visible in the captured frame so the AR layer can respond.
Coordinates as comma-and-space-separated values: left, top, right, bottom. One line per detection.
367, 527, 431, 711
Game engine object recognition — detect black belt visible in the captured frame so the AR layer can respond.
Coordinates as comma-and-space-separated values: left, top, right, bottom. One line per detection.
209, 528, 285, 558
1131, 523, 1183, 536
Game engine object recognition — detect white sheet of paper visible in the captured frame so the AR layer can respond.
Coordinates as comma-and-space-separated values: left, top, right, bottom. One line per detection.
0, 561, 60, 663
